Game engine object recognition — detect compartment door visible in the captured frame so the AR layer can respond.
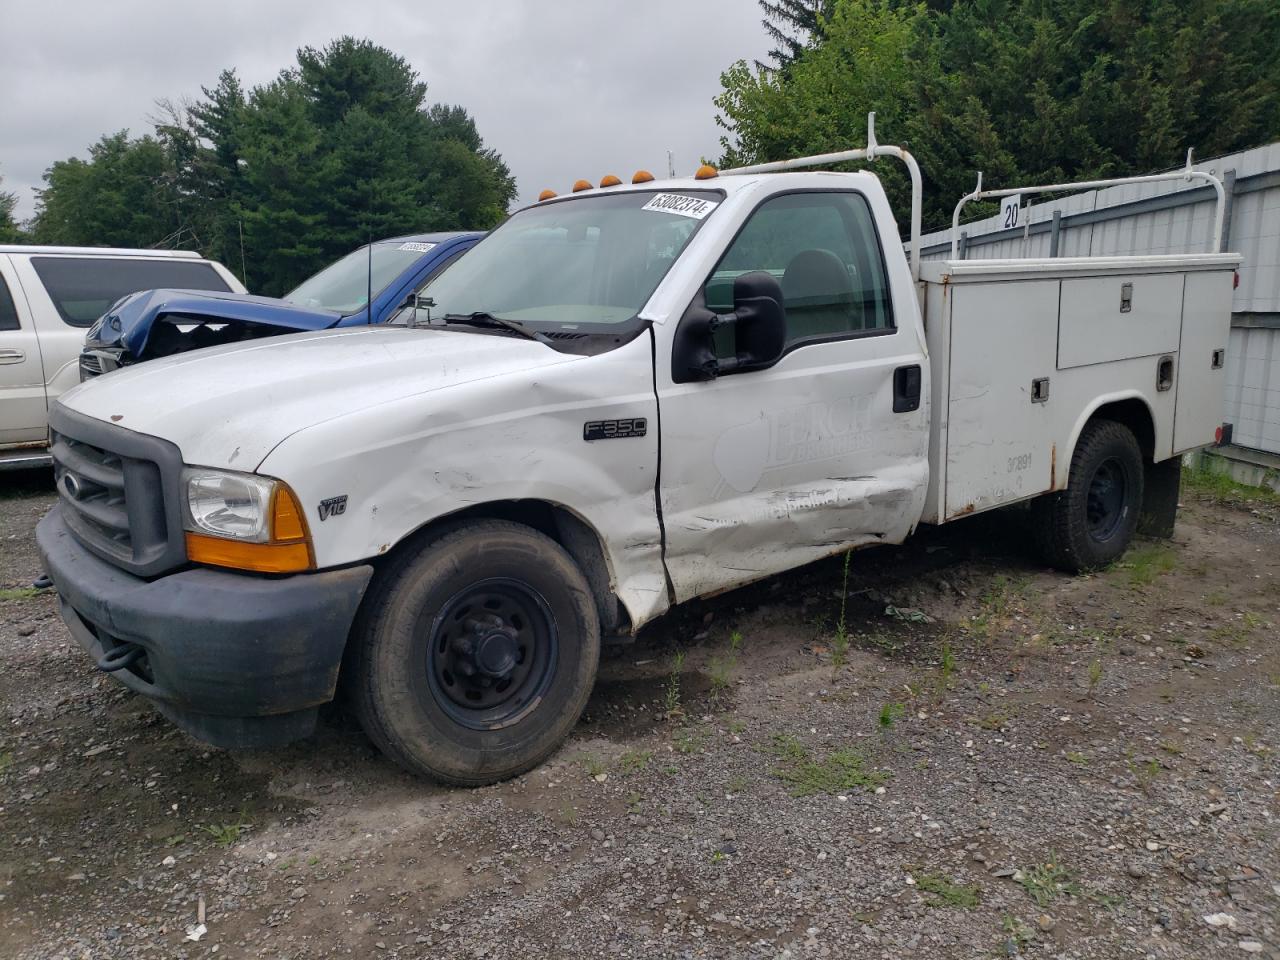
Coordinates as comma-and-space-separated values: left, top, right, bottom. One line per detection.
945, 280, 1060, 519
1058, 274, 1183, 369
1173, 270, 1234, 453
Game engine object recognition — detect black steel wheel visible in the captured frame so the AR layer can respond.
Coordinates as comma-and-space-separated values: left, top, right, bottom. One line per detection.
350, 520, 600, 786
1032, 419, 1145, 572
426, 578, 558, 730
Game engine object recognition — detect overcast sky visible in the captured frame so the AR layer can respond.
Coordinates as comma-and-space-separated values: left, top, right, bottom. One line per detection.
0, 0, 772, 223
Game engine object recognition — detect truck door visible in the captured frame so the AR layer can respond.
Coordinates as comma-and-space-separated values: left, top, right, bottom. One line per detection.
656, 190, 930, 602
0, 256, 48, 445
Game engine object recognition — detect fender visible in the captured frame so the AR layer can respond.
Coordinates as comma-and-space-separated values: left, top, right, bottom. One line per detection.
1058, 389, 1159, 490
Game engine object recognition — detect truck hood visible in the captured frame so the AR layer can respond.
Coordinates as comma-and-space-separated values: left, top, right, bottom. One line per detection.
58, 326, 582, 470
87, 288, 342, 357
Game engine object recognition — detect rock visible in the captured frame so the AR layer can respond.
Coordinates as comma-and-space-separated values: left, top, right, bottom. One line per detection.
1204, 912, 1237, 929
1036, 914, 1056, 933
82, 745, 109, 758
590, 828, 606, 842
162, 855, 176, 867
16, 624, 36, 637
1127, 863, 1147, 879
289, 886, 307, 900
1237, 940, 1263, 953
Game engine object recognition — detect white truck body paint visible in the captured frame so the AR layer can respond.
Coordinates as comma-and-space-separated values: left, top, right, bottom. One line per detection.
51, 166, 1240, 632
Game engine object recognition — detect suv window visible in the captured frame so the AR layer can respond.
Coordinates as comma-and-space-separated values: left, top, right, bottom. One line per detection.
0, 275, 18, 331
704, 192, 894, 349
30, 257, 232, 327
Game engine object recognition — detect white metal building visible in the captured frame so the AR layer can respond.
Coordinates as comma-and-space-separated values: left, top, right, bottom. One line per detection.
918, 143, 1280, 479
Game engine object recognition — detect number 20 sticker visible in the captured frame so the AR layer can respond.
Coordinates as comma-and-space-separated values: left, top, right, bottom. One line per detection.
1001, 194, 1022, 230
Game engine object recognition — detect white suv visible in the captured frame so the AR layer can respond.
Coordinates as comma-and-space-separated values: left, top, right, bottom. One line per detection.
0, 245, 244, 468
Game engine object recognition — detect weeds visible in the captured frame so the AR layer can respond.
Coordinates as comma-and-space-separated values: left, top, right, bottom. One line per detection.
582, 755, 607, 778
1065, 751, 1088, 765
1182, 463, 1280, 506
0, 751, 11, 775
1001, 915, 1035, 947
771, 747, 888, 797
832, 551, 853, 667
878, 702, 906, 729
664, 649, 685, 716
0, 587, 40, 602
976, 711, 1008, 732
674, 727, 708, 755
1086, 659, 1104, 698
1128, 757, 1162, 792
1112, 543, 1177, 587
938, 642, 956, 688
618, 749, 652, 775
1018, 854, 1080, 906
203, 822, 251, 847
914, 872, 980, 908
763, 733, 809, 763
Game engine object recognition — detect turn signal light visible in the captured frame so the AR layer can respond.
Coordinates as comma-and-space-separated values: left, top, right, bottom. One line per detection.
186, 484, 314, 573
572, 179, 592, 193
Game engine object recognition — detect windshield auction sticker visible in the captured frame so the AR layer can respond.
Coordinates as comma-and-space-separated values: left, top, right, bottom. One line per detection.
397, 242, 437, 252
641, 193, 720, 220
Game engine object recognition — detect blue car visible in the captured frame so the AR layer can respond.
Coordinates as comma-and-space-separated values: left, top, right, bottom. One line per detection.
80, 231, 483, 378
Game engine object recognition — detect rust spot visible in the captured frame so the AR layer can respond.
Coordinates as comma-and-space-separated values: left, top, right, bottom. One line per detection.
110, 414, 123, 422
378, 544, 390, 555
955, 503, 976, 516
1049, 444, 1057, 491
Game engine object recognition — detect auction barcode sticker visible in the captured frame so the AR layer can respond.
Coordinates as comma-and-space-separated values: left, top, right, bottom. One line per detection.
398, 241, 437, 252
641, 193, 720, 220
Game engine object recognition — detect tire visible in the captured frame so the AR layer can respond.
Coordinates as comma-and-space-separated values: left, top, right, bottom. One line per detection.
350, 520, 600, 786
1032, 419, 1145, 572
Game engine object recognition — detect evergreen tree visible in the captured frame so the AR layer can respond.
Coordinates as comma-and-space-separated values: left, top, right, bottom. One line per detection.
0, 170, 20, 243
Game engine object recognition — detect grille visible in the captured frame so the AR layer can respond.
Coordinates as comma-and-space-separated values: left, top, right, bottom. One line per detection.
49, 422, 178, 576
78, 354, 103, 377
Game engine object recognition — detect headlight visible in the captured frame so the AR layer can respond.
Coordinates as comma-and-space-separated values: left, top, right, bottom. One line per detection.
181, 468, 314, 573
184, 469, 276, 541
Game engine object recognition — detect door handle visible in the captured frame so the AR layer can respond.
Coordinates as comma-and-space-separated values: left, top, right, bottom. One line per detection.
893, 364, 921, 413
0, 348, 25, 364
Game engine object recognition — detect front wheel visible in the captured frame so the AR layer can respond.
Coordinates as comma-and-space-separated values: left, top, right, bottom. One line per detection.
1032, 419, 1145, 572
350, 520, 600, 785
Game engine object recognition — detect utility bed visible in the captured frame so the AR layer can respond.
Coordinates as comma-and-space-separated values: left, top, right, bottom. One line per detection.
920, 253, 1240, 523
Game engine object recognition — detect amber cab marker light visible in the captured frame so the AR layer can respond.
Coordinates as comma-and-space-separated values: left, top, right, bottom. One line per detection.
571, 179, 592, 193
538, 188, 557, 201
599, 174, 622, 188
632, 170, 655, 184
186, 484, 315, 574
694, 164, 719, 180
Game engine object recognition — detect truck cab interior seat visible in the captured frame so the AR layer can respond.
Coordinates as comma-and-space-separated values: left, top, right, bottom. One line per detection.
780, 248, 861, 339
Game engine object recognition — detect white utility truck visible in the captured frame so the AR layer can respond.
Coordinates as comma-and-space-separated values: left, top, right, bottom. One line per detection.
36, 118, 1239, 784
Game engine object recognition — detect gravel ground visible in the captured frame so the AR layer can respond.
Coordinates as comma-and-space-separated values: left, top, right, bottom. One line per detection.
1, 468, 1277, 959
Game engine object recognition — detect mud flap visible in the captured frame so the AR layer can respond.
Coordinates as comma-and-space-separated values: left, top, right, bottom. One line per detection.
1138, 458, 1181, 539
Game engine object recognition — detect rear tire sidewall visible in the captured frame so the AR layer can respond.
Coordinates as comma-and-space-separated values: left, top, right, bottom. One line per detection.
1064, 423, 1144, 568
360, 522, 599, 784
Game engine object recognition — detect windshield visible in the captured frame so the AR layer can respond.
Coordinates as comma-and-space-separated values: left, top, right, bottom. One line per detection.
285, 241, 434, 314
411, 190, 720, 331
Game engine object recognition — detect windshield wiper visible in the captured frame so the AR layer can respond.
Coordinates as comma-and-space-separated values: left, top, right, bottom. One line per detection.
441, 312, 552, 344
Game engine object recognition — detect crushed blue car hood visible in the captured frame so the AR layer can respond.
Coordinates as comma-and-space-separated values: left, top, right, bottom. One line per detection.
90, 289, 343, 358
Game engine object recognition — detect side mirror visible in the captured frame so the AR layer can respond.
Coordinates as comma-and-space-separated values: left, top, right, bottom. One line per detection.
671, 271, 787, 383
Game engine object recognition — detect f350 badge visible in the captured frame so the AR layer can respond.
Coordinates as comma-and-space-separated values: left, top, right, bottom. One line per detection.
317, 496, 348, 521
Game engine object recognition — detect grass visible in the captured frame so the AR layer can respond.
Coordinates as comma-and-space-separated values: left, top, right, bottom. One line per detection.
1018, 854, 1080, 906
767, 739, 888, 797
582, 755, 607, 778
1001, 915, 1035, 947
832, 551, 853, 667
618, 749, 652, 775
664, 649, 685, 716
914, 872, 980, 909
0, 587, 40, 602
1112, 543, 1178, 587
878, 702, 906, 729
1182, 463, 1280, 506
673, 727, 708, 755
938, 641, 957, 688
1065, 751, 1088, 765
1086, 659, 1104, 698
976, 711, 1008, 731
0, 751, 12, 775
202, 822, 251, 847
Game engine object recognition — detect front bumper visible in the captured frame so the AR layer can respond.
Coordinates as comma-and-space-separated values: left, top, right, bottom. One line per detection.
37, 504, 373, 748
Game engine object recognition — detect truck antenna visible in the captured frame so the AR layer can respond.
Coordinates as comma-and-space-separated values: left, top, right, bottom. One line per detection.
367, 231, 373, 325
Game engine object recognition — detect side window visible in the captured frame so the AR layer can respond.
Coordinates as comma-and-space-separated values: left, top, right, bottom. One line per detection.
30, 257, 232, 327
0, 275, 19, 331
705, 192, 894, 353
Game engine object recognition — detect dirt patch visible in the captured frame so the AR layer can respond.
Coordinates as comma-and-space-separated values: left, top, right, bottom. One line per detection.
1, 469, 1277, 958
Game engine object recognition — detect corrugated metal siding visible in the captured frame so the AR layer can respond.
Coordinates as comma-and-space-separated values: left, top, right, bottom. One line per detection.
1225, 326, 1280, 452
916, 141, 1280, 454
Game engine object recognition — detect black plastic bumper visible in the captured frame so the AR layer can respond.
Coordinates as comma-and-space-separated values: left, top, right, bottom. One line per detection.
36, 504, 373, 748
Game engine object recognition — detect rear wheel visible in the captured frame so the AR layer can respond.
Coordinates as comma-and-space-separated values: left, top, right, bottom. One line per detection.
1032, 419, 1145, 572
351, 520, 600, 785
